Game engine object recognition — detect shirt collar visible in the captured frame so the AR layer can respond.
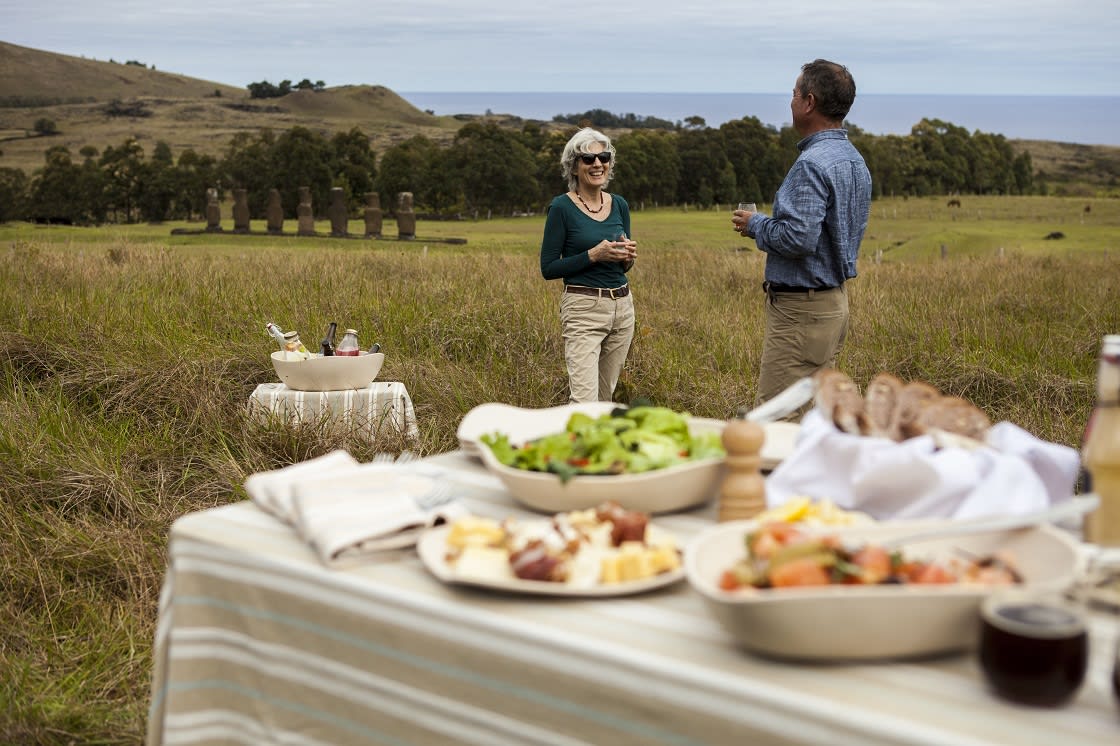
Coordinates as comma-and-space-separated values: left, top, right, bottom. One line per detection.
797, 127, 849, 152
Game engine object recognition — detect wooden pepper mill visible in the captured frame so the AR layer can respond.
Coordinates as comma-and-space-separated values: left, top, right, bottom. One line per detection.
718, 408, 767, 522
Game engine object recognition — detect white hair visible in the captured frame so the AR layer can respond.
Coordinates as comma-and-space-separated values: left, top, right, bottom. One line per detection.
560, 127, 616, 192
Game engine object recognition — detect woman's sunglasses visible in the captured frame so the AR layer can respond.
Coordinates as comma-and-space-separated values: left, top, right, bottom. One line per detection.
577, 152, 612, 165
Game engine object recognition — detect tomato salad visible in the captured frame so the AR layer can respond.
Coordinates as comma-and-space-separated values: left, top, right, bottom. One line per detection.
719, 521, 1023, 591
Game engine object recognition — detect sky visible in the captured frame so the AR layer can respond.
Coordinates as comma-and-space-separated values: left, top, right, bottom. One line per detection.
3, 0, 1119, 97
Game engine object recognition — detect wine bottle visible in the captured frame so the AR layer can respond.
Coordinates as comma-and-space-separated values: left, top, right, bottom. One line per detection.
367, 342, 381, 354
320, 322, 338, 356
336, 328, 361, 356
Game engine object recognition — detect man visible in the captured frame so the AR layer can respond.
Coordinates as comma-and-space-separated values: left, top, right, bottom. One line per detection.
732, 59, 872, 407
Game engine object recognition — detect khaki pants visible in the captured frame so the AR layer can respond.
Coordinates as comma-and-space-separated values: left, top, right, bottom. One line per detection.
560, 291, 635, 403
756, 285, 849, 408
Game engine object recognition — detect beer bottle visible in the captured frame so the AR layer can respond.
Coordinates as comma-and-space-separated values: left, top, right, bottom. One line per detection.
336, 329, 361, 356
320, 322, 338, 357
1083, 334, 1120, 546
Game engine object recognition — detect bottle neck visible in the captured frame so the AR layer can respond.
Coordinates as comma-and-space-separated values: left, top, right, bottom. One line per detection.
1098, 359, 1120, 405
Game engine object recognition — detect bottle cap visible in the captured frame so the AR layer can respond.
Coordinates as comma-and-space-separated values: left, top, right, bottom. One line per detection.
283, 330, 298, 340
345, 329, 358, 335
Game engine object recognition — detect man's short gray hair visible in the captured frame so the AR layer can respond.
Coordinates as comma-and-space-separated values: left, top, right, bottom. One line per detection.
560, 127, 616, 192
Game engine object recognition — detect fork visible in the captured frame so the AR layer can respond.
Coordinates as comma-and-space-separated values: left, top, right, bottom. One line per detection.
371, 451, 418, 465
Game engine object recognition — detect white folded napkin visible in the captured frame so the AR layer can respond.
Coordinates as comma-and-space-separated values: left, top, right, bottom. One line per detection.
765, 410, 1081, 521
244, 450, 359, 524
244, 453, 467, 567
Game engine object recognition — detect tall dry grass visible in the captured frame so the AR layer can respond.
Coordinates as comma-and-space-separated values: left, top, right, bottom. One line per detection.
1, 198, 1118, 743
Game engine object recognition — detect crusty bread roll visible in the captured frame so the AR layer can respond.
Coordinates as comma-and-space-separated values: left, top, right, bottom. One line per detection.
814, 369, 864, 435
860, 372, 904, 440
911, 396, 992, 442
895, 381, 942, 440
811, 370, 992, 444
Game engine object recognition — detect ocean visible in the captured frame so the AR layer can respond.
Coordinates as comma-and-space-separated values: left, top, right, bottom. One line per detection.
399, 92, 1120, 148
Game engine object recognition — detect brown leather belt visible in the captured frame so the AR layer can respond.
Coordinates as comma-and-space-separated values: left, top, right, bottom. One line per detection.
565, 284, 630, 299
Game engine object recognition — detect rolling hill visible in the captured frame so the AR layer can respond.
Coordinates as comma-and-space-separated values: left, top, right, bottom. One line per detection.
0, 40, 471, 174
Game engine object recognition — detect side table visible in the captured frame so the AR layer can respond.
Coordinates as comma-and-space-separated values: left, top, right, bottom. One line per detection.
249, 381, 418, 440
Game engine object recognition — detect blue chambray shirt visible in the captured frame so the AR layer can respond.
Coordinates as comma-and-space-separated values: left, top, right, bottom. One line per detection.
746, 129, 872, 289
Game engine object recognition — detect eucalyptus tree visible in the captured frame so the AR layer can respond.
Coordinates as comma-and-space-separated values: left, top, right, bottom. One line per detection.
376, 135, 437, 214
29, 146, 92, 223
135, 141, 177, 222
676, 126, 732, 206
221, 129, 276, 213
450, 121, 538, 216
99, 137, 145, 222
330, 127, 378, 211
910, 118, 972, 195
719, 117, 784, 205
0, 167, 26, 221
269, 126, 335, 217
173, 149, 220, 220
532, 128, 576, 210
612, 129, 680, 208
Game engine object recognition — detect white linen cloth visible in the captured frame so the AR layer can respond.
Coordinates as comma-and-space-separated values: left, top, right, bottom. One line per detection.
244, 450, 467, 567
764, 410, 1081, 520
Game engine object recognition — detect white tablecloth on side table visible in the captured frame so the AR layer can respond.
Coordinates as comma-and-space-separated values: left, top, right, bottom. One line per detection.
249, 381, 418, 440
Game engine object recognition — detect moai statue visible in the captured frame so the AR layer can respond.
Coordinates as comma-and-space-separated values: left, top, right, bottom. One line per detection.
328, 187, 348, 237
266, 189, 284, 234
363, 192, 383, 238
232, 188, 250, 233
297, 186, 315, 236
397, 191, 416, 240
204, 188, 221, 232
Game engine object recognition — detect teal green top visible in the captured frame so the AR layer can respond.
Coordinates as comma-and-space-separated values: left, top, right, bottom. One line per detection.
540, 193, 632, 289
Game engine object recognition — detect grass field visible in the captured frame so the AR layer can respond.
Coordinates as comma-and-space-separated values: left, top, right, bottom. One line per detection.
2, 195, 1119, 744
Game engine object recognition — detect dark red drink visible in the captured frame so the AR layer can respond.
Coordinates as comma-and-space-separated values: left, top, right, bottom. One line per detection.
978, 594, 1088, 707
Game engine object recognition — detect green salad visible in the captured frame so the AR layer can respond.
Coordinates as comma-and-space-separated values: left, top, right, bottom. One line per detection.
480, 406, 725, 482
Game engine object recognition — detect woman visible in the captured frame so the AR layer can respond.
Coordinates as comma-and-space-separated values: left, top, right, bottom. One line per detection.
540, 127, 638, 403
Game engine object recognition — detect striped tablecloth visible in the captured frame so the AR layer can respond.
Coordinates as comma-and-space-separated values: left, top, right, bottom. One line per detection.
147, 451, 1120, 746
249, 381, 419, 440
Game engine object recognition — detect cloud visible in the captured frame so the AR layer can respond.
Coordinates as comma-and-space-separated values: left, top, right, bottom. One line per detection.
4, 0, 1118, 95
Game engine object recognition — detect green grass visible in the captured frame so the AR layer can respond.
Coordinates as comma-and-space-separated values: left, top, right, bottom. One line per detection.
2, 195, 1120, 744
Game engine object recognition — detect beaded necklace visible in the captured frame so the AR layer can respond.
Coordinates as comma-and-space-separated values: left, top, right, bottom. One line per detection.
575, 191, 605, 214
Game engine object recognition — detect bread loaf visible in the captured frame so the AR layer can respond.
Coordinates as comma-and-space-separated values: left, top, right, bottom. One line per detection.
860, 372, 904, 440
895, 381, 942, 440
910, 396, 992, 442
814, 369, 864, 435
810, 370, 992, 444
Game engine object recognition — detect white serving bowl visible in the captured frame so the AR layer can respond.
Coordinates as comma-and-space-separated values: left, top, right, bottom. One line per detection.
459, 401, 798, 468
458, 401, 619, 456
467, 402, 728, 514
270, 351, 385, 391
685, 519, 1084, 661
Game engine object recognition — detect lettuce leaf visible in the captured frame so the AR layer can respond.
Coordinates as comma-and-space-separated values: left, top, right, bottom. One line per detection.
481, 404, 725, 478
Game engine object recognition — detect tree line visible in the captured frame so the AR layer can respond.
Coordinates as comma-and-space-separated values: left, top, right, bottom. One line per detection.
0, 115, 1035, 225
247, 79, 328, 99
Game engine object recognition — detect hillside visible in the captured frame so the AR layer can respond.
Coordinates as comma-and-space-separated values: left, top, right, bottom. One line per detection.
0, 40, 244, 103
1, 40, 1117, 196
0, 41, 469, 174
